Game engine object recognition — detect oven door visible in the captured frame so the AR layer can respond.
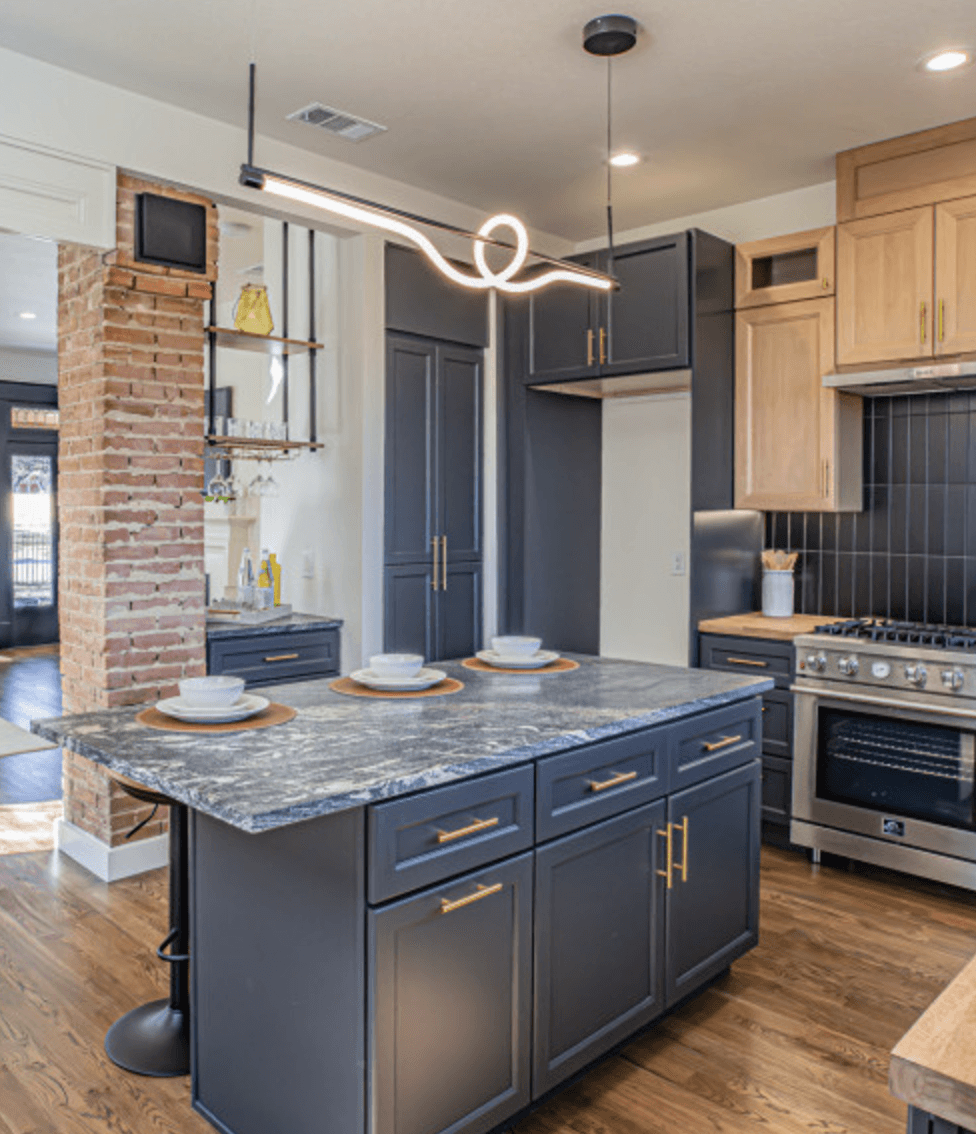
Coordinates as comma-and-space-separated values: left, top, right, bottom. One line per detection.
793, 685, 976, 859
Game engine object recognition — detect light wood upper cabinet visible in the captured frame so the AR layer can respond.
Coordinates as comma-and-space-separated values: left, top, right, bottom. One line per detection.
936, 195, 976, 356
735, 227, 835, 309
736, 298, 862, 512
836, 207, 934, 367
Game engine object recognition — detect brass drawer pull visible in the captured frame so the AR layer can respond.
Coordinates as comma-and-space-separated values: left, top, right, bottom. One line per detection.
588, 769, 638, 793
656, 826, 673, 889
436, 815, 500, 843
703, 734, 743, 753
726, 657, 767, 668
441, 882, 503, 914
265, 653, 300, 662
672, 816, 689, 883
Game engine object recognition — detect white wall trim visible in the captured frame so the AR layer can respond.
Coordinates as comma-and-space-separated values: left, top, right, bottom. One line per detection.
55, 818, 168, 882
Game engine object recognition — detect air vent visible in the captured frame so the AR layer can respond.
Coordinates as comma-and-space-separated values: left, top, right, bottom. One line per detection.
287, 103, 387, 142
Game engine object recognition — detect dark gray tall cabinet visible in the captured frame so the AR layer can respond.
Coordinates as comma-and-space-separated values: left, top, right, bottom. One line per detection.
384, 245, 488, 661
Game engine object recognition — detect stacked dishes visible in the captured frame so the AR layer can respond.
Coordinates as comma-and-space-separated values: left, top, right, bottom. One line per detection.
476, 636, 561, 670
351, 654, 447, 692
156, 676, 269, 724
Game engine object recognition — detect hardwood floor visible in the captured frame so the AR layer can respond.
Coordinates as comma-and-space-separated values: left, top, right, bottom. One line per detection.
0, 645, 62, 805
1, 845, 974, 1134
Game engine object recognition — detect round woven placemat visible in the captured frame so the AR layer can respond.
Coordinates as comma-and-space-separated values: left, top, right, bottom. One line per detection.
461, 657, 580, 675
330, 676, 464, 699
135, 702, 297, 733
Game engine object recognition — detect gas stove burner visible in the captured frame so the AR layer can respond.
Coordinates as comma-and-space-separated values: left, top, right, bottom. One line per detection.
813, 618, 976, 651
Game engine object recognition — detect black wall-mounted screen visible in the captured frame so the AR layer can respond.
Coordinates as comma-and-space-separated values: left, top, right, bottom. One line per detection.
135, 193, 207, 273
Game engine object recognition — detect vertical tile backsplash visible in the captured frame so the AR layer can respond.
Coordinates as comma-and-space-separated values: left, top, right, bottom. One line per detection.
765, 390, 975, 625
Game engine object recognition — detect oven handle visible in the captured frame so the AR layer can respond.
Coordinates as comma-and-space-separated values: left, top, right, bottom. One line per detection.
791, 684, 976, 721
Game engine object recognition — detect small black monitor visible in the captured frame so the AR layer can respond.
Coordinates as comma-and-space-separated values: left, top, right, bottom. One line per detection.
135, 193, 208, 273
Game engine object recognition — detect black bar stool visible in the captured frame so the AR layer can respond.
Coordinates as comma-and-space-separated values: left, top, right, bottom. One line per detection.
105, 780, 190, 1077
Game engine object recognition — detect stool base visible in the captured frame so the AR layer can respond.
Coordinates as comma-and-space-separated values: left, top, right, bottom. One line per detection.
104, 999, 189, 1077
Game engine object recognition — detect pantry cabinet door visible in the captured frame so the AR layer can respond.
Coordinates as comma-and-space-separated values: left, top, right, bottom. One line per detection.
936, 195, 976, 357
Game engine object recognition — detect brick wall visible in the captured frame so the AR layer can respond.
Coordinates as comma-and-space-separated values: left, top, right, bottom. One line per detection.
58, 173, 218, 848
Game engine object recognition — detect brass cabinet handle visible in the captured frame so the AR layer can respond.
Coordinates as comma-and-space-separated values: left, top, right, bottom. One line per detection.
586, 328, 594, 366
441, 535, 448, 592
588, 769, 638, 793
599, 326, 607, 365
726, 657, 767, 668
436, 815, 500, 843
440, 882, 503, 914
672, 816, 689, 883
920, 300, 928, 344
939, 299, 946, 343
656, 826, 673, 889
431, 536, 439, 591
822, 457, 830, 497
822, 277, 830, 290
265, 653, 299, 662
703, 734, 743, 753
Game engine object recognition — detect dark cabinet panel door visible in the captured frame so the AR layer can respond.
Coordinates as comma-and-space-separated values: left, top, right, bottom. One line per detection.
527, 255, 599, 384
533, 802, 666, 1096
436, 561, 482, 661
761, 754, 792, 827
665, 759, 760, 1008
369, 853, 533, 1134
438, 345, 482, 561
384, 564, 435, 659
385, 336, 436, 565
603, 234, 690, 375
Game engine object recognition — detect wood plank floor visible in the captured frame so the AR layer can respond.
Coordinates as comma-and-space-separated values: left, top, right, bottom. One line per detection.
0, 646, 62, 805
1, 846, 974, 1134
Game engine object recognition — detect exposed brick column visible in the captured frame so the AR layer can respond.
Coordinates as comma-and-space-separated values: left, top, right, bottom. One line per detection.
58, 173, 218, 854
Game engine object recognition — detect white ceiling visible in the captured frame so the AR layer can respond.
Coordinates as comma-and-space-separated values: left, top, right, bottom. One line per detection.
0, 233, 58, 351
1, 1, 976, 239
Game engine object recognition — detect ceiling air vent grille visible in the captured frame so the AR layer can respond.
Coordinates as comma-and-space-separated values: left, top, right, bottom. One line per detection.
287, 103, 387, 142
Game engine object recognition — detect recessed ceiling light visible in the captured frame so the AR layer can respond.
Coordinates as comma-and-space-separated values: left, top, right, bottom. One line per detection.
18, 311, 37, 320
610, 152, 640, 168
920, 48, 972, 72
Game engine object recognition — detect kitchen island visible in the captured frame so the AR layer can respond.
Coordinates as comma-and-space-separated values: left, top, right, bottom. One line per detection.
34, 656, 772, 1134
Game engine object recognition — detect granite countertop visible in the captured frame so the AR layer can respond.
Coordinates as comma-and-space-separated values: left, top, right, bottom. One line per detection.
205, 612, 343, 639
32, 656, 772, 834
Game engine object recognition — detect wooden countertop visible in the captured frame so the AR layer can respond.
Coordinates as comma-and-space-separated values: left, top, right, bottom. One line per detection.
890, 952, 976, 1129
697, 612, 844, 642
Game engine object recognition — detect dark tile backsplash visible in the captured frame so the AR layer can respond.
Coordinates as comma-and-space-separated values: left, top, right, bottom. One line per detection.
765, 390, 976, 626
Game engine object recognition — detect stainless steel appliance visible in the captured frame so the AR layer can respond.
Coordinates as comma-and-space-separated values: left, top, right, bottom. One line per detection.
792, 618, 976, 889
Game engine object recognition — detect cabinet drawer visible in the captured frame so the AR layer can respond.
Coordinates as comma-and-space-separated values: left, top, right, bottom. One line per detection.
699, 634, 792, 689
368, 766, 534, 904
761, 690, 792, 758
761, 755, 792, 825
535, 728, 668, 843
669, 700, 762, 793
208, 628, 339, 687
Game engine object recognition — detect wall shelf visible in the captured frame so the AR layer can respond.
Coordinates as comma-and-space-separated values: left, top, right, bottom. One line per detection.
207, 326, 325, 355
205, 435, 324, 457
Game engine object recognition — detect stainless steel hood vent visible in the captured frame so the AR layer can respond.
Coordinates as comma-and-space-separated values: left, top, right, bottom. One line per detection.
823, 360, 976, 397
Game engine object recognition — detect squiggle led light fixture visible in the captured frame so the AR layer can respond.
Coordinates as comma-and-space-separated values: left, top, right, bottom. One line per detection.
239, 66, 616, 294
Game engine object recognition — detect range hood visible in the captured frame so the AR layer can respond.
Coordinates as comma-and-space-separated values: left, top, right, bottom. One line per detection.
823, 360, 976, 397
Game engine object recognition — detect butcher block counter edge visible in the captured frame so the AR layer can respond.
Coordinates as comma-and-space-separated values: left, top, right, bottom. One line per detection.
698, 612, 844, 642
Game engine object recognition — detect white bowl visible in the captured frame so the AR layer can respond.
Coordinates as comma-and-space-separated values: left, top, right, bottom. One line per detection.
491, 636, 542, 658
178, 675, 246, 708
369, 653, 424, 680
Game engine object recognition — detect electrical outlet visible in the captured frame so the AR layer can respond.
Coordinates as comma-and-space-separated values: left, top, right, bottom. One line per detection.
671, 552, 686, 576
301, 549, 315, 579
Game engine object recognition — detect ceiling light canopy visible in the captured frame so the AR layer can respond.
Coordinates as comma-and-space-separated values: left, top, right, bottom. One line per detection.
583, 15, 638, 56
920, 48, 972, 72
610, 152, 640, 167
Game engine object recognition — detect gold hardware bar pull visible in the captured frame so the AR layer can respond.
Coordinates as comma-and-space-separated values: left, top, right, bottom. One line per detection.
586, 329, 594, 366
265, 653, 299, 662
726, 657, 767, 668
588, 769, 638, 793
939, 299, 946, 343
440, 882, 503, 914
671, 816, 689, 883
703, 734, 743, 753
656, 827, 673, 889
441, 535, 448, 592
822, 277, 830, 290
599, 326, 607, 365
920, 300, 927, 344
436, 815, 500, 843
431, 536, 439, 591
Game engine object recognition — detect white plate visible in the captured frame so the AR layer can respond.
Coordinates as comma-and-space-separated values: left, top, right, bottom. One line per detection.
350, 667, 447, 692
476, 649, 561, 670
155, 693, 270, 723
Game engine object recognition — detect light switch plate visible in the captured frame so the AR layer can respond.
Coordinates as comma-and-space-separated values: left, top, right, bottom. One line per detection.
671, 552, 686, 576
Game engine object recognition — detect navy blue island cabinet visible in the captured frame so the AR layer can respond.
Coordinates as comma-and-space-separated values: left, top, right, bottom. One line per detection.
190, 698, 762, 1134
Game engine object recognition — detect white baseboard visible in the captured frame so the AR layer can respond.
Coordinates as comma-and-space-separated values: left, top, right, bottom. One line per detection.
55, 818, 168, 882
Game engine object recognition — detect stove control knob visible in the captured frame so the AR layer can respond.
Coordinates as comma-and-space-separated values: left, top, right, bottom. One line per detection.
805, 653, 827, 673
904, 664, 928, 687
838, 656, 859, 676
941, 668, 965, 692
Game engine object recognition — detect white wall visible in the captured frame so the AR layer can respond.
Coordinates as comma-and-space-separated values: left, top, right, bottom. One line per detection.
601, 393, 692, 667
0, 347, 57, 385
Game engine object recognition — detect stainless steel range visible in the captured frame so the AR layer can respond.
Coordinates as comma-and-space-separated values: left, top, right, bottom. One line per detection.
791, 618, 976, 889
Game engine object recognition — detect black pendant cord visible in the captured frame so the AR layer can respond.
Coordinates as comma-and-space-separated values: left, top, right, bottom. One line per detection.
247, 61, 256, 168
606, 57, 615, 275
